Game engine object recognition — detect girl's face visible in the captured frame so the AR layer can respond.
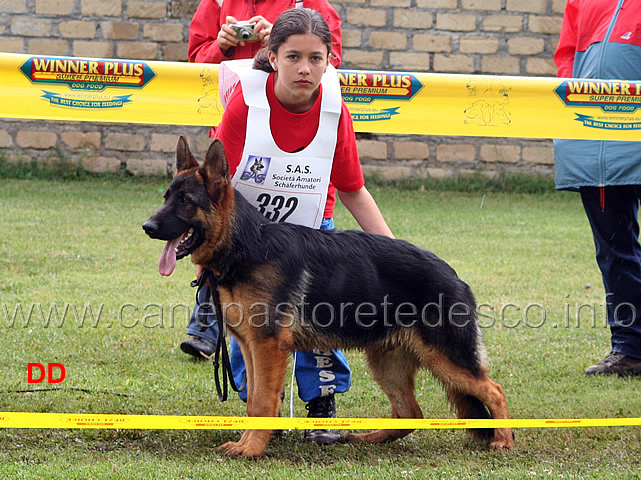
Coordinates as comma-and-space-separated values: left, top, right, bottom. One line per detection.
268, 33, 330, 113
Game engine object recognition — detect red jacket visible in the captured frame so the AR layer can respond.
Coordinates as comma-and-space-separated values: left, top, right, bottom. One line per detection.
554, 0, 641, 78
189, 0, 342, 67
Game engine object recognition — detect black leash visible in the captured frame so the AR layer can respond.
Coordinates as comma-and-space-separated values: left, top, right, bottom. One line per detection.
193, 269, 245, 401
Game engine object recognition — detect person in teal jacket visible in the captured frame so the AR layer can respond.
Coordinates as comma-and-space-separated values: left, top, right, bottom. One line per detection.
554, 0, 641, 376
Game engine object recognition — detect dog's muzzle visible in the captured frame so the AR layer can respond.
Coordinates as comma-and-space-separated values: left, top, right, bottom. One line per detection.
142, 219, 161, 238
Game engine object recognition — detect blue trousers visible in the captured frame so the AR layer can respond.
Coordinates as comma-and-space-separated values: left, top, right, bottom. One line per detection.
580, 186, 641, 360
186, 217, 352, 401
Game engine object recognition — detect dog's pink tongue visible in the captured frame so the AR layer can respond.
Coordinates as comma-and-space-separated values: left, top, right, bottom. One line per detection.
159, 237, 183, 277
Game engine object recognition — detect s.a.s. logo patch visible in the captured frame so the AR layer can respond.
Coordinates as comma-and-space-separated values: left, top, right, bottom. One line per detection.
239, 155, 271, 184
19, 55, 156, 110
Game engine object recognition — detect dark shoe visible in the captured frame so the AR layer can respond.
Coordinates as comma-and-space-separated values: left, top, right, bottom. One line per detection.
585, 352, 641, 376
180, 336, 216, 359
304, 394, 340, 445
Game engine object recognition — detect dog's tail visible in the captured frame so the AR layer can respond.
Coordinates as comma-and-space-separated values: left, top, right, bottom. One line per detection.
447, 391, 494, 442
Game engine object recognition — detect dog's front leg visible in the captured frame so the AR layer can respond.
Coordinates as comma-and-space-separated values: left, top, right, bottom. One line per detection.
217, 336, 289, 457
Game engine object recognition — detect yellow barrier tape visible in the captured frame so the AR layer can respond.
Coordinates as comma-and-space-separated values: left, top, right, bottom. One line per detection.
2, 52, 641, 141
0, 412, 639, 430
2, 51, 641, 433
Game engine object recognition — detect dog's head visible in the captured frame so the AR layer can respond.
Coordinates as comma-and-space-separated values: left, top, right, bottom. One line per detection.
142, 135, 231, 276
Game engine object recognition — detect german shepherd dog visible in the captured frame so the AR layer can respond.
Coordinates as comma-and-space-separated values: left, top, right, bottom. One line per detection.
143, 136, 514, 457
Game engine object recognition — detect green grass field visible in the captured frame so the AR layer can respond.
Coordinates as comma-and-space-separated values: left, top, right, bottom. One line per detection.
1, 174, 640, 479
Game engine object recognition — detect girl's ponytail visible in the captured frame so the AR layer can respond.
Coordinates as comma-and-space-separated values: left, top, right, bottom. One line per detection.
252, 48, 274, 73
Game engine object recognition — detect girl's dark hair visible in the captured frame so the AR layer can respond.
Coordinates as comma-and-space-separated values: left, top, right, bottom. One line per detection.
253, 8, 332, 73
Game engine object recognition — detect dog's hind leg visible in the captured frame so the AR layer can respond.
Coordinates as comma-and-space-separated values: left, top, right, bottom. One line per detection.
342, 347, 423, 444
422, 350, 514, 450
217, 336, 289, 457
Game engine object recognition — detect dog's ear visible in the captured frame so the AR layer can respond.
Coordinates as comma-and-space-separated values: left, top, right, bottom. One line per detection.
202, 139, 230, 200
175, 135, 199, 173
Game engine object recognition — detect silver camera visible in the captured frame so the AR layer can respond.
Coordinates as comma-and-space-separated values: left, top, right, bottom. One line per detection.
230, 21, 259, 42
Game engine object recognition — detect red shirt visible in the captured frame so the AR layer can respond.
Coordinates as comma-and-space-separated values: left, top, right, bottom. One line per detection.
189, 0, 342, 67
214, 73, 364, 218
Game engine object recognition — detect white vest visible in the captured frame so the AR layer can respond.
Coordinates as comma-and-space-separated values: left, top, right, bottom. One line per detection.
222, 60, 341, 228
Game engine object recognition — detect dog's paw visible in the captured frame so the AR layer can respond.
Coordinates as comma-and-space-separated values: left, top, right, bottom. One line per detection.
338, 432, 361, 443
489, 440, 514, 450
217, 441, 244, 457
489, 428, 514, 450
217, 441, 265, 457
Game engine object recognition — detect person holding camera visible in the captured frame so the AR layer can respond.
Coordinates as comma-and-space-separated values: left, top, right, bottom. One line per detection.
182, 1, 357, 444
188, 0, 342, 67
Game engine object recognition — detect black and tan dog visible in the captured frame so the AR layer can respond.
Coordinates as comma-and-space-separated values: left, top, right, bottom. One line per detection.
143, 136, 514, 457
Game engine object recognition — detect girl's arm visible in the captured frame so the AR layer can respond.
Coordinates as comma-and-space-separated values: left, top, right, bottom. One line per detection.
338, 187, 394, 238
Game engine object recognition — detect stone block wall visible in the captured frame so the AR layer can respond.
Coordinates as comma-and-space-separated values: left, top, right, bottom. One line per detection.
0, 0, 564, 178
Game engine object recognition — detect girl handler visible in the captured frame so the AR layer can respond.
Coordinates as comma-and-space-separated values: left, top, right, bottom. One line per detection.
207, 8, 393, 442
